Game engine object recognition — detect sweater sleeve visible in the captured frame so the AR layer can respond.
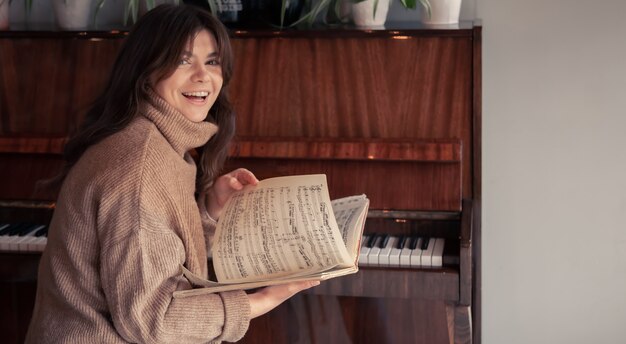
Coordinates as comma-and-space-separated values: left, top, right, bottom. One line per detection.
100, 229, 250, 343
197, 190, 218, 255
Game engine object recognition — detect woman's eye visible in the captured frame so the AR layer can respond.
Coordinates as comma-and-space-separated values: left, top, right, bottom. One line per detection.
178, 59, 190, 65
207, 59, 220, 66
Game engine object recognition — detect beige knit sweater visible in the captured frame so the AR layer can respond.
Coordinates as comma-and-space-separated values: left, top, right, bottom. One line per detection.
26, 90, 250, 343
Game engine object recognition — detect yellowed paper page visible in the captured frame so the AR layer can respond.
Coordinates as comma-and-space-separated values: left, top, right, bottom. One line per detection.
212, 174, 353, 284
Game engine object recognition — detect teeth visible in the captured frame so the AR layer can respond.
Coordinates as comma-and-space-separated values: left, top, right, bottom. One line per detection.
183, 91, 208, 97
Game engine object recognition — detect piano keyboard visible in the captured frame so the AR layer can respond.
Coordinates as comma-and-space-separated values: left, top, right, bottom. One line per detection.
0, 223, 48, 252
358, 234, 446, 268
0, 224, 451, 269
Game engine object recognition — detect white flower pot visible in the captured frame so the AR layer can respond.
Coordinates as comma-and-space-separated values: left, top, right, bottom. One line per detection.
0, 0, 9, 30
352, 0, 391, 28
52, 0, 92, 30
421, 0, 462, 25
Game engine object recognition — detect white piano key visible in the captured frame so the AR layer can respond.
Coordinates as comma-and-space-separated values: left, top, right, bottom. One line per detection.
421, 237, 436, 267
399, 236, 413, 267
10, 225, 45, 251
0, 223, 32, 251
358, 234, 371, 267
367, 235, 383, 267
431, 238, 445, 267
19, 236, 42, 252
410, 237, 424, 267
29, 237, 47, 252
0, 226, 19, 250
378, 236, 397, 266
388, 236, 403, 267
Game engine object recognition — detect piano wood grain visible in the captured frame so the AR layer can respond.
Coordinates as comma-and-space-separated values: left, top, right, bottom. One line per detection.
311, 267, 459, 301
0, 23, 481, 344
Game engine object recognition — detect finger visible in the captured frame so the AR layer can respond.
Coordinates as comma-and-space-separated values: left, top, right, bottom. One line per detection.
233, 168, 258, 185
228, 176, 245, 190
275, 280, 320, 295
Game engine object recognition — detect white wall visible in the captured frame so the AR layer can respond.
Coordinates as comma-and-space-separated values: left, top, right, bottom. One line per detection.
475, 0, 626, 343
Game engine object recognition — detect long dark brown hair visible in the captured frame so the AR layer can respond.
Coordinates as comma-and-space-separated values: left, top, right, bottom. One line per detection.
52, 4, 235, 193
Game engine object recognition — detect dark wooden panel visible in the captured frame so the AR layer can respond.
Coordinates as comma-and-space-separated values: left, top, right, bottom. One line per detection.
232, 138, 461, 162
227, 158, 461, 211
0, 24, 480, 344
230, 35, 474, 200
0, 253, 40, 344
0, 37, 124, 136
0, 154, 63, 201
241, 295, 451, 344
0, 136, 67, 154
312, 267, 459, 300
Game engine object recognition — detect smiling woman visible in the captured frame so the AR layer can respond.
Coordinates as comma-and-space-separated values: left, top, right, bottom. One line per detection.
24, 4, 318, 344
153, 29, 224, 123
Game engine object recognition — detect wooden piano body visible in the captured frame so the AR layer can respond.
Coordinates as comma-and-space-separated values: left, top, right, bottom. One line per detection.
0, 22, 481, 343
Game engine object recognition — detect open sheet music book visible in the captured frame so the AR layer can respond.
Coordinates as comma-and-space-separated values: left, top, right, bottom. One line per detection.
174, 174, 369, 296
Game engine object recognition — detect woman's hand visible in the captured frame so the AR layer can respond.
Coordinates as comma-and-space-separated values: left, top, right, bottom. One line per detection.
205, 168, 258, 220
247, 281, 321, 319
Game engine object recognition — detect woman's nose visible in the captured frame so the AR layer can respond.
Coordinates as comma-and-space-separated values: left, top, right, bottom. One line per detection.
192, 64, 211, 83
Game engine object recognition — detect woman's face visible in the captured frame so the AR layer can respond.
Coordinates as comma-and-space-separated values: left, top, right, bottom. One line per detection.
153, 29, 223, 123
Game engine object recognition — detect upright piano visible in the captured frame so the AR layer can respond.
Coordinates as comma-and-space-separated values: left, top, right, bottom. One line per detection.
0, 22, 481, 343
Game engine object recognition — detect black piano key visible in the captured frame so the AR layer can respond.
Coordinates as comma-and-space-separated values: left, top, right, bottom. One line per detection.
366, 234, 378, 248
34, 226, 48, 237
396, 235, 406, 249
378, 234, 389, 248
371, 235, 383, 248
7, 223, 30, 236
18, 224, 41, 236
0, 223, 23, 235
443, 239, 460, 266
409, 235, 418, 250
421, 237, 430, 250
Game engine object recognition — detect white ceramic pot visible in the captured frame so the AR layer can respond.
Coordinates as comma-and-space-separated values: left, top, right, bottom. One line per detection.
352, 0, 391, 28
421, 0, 461, 25
52, 0, 92, 30
0, 0, 9, 30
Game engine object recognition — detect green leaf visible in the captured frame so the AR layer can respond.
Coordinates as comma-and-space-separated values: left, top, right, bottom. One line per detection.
94, 0, 107, 28
280, 0, 286, 28
372, 0, 378, 19
419, 0, 431, 18
205, 0, 218, 14
145, 0, 155, 11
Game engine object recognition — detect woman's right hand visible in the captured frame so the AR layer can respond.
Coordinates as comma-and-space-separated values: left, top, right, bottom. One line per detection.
247, 280, 320, 319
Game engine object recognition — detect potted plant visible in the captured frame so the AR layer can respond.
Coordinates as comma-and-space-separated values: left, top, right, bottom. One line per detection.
94, 0, 183, 27
296, 0, 431, 28
420, 0, 460, 25
353, 0, 431, 27
0, 0, 9, 30
52, 0, 92, 29
3, 0, 36, 28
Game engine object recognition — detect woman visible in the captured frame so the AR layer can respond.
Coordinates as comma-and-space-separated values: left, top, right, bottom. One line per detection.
26, 4, 317, 343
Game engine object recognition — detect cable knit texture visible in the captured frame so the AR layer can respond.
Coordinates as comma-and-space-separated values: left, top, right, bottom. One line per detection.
26, 90, 251, 343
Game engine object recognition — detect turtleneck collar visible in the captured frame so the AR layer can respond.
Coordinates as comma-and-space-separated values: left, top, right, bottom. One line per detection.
140, 87, 218, 156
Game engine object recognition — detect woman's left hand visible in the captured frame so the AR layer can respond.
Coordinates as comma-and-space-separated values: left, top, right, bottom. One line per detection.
205, 168, 258, 220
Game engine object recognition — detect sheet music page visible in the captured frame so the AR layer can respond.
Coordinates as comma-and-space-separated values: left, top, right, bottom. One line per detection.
331, 194, 370, 257
212, 175, 353, 284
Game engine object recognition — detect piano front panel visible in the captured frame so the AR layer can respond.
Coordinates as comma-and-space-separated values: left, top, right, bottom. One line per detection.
229, 34, 475, 201
0, 154, 63, 201
0, 37, 124, 136
0, 25, 481, 344
227, 157, 462, 211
